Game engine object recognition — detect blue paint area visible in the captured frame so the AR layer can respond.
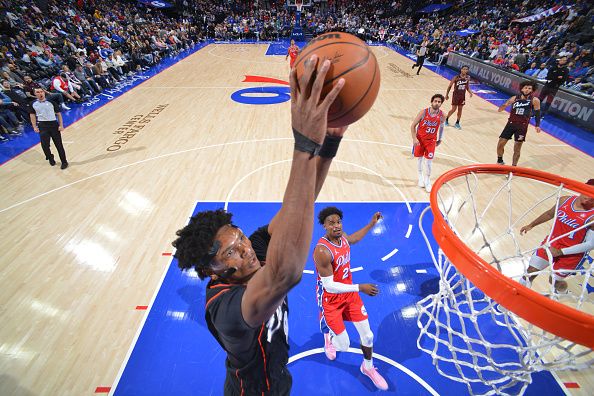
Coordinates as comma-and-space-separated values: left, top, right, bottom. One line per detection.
265, 42, 306, 56
230, 86, 291, 105
384, 43, 594, 158
0, 41, 210, 165
114, 201, 564, 395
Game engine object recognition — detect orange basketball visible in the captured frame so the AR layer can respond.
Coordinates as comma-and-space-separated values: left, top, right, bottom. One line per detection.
294, 32, 381, 127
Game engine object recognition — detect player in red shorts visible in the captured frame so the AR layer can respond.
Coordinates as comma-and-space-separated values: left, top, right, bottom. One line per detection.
520, 179, 594, 293
286, 39, 299, 69
411, 94, 446, 193
313, 207, 388, 391
445, 65, 473, 129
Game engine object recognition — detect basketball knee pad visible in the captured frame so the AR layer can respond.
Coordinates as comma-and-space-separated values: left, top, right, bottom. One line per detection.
331, 331, 350, 351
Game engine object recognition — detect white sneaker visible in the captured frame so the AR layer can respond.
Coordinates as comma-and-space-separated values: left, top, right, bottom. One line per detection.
424, 178, 432, 193
61, 103, 71, 110
417, 174, 425, 188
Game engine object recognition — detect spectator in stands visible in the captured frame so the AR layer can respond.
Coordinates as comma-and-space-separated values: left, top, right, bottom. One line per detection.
524, 62, 539, 76
570, 60, 591, 80
1, 80, 30, 123
51, 73, 83, 104
0, 93, 22, 137
534, 63, 549, 80
23, 75, 70, 111
493, 55, 506, 66
539, 56, 570, 116
74, 65, 101, 96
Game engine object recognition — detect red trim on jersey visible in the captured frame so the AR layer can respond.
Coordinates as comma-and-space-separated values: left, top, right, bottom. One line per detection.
205, 289, 230, 308
257, 324, 271, 390
208, 283, 231, 289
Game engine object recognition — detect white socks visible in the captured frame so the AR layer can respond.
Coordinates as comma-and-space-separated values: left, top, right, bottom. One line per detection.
363, 358, 373, 369
425, 159, 432, 180
417, 158, 425, 187
419, 158, 432, 192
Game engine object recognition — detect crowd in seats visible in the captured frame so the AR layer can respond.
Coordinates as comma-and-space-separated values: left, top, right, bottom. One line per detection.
1, 0, 591, 143
179, 0, 593, 96
0, 0, 199, 142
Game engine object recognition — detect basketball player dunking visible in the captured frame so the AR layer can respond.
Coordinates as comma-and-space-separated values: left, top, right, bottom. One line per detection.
286, 39, 299, 69
520, 179, 594, 293
445, 65, 473, 129
172, 56, 346, 395
411, 94, 446, 193
496, 81, 541, 166
313, 207, 388, 391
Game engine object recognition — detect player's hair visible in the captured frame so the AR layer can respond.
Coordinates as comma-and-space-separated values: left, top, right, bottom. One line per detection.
431, 94, 445, 103
172, 209, 233, 279
461, 65, 469, 69
586, 179, 594, 186
318, 206, 343, 225
519, 81, 537, 90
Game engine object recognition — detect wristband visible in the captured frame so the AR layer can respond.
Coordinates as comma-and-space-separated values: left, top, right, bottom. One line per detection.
293, 127, 321, 157
319, 134, 343, 158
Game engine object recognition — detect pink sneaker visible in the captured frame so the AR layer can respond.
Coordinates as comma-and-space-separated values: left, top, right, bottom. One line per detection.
360, 362, 388, 390
323, 333, 336, 360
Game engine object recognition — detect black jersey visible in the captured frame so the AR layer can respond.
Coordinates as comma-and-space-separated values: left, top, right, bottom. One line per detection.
205, 225, 291, 395
508, 95, 533, 125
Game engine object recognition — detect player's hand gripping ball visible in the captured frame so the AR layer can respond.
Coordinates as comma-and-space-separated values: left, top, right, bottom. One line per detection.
294, 32, 381, 127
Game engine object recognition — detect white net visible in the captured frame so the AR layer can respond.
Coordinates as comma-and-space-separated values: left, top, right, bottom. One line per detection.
416, 169, 594, 395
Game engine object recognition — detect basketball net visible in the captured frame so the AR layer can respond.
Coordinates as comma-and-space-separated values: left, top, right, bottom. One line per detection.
295, 0, 303, 13
416, 166, 594, 395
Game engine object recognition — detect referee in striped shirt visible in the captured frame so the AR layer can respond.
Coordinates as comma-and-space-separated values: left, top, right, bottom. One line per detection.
29, 88, 68, 169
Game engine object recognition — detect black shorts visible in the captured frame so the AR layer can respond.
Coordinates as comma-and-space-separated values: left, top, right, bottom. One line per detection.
500, 122, 528, 142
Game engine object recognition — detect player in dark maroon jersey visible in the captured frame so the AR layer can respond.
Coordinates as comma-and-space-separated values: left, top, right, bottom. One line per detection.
172, 56, 346, 396
445, 65, 473, 129
496, 81, 541, 166
520, 179, 594, 293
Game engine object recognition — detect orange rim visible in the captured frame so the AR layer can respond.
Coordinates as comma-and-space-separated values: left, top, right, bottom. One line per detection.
430, 164, 594, 349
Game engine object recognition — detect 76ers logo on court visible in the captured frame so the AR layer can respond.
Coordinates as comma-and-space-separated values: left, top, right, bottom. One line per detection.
231, 75, 290, 105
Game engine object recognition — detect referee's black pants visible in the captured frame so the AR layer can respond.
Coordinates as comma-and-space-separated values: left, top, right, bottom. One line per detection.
39, 121, 67, 164
414, 56, 426, 74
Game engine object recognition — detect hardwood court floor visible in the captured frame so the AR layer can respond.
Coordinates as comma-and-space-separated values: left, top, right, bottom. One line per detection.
0, 44, 592, 395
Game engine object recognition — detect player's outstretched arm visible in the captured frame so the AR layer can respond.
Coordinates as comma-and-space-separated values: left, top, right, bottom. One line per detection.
498, 96, 515, 112
242, 56, 345, 328
520, 201, 562, 234
345, 212, 382, 244
268, 126, 347, 237
313, 246, 378, 295
314, 126, 348, 199
557, 228, 594, 257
